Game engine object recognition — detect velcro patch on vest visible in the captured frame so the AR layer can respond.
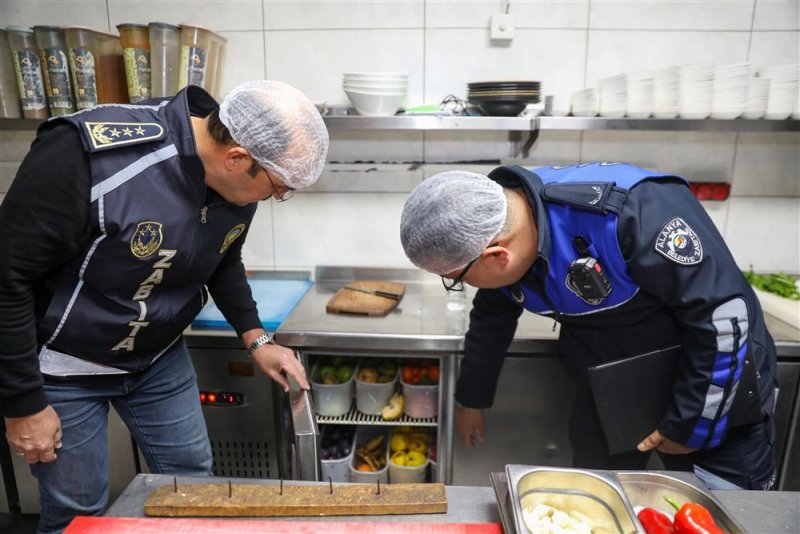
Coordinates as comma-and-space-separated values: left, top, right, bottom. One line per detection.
655, 217, 703, 265
83, 121, 166, 152
541, 182, 614, 214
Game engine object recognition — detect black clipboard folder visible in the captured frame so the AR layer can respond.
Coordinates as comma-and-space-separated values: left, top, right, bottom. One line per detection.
588, 345, 681, 455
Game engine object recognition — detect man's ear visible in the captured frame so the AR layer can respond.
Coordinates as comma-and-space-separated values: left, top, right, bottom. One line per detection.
482, 245, 510, 269
224, 146, 251, 171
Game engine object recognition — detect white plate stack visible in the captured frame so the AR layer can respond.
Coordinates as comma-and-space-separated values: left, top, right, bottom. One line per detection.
544, 94, 571, 116
679, 61, 714, 119
742, 78, 770, 119
598, 74, 627, 117
627, 75, 654, 118
759, 64, 800, 120
571, 88, 599, 117
710, 63, 751, 119
653, 66, 679, 118
343, 72, 409, 117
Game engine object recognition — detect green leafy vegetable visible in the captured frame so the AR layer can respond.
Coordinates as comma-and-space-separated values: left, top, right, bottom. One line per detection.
743, 267, 800, 300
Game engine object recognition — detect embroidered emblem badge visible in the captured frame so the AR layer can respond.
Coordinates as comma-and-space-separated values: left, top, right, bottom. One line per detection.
84, 121, 165, 150
655, 217, 703, 265
130, 221, 163, 259
220, 224, 246, 254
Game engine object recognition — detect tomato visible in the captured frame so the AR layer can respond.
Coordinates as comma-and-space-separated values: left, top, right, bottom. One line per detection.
402, 367, 414, 383
429, 366, 440, 383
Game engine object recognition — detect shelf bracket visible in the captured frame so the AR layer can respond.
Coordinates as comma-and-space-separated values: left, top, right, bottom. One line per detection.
508, 129, 539, 159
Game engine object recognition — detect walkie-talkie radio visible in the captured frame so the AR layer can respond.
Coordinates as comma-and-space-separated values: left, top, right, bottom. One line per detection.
566, 236, 612, 304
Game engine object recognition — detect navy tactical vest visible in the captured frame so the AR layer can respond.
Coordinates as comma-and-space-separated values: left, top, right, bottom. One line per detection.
492, 163, 686, 316
37, 88, 256, 373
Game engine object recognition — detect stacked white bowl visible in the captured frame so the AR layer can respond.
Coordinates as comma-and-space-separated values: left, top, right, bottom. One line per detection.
343, 72, 408, 116
710, 63, 751, 119
652, 66, 680, 118
627, 75, 654, 118
571, 88, 599, 117
679, 61, 714, 119
598, 74, 628, 117
544, 94, 571, 116
742, 77, 770, 119
759, 64, 799, 120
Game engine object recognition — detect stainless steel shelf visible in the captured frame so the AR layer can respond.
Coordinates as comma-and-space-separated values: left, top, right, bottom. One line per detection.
322, 114, 536, 130
316, 400, 437, 427
537, 116, 800, 132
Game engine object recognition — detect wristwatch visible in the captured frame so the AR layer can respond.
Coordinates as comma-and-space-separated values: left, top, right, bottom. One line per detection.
245, 333, 275, 359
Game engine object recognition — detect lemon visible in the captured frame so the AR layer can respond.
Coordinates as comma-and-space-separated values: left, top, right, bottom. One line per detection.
390, 433, 409, 453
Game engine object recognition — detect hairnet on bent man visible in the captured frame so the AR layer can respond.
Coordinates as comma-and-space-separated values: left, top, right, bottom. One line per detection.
400, 171, 507, 275
218, 80, 329, 189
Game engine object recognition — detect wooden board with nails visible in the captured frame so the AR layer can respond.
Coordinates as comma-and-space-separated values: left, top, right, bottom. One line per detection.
144, 481, 447, 517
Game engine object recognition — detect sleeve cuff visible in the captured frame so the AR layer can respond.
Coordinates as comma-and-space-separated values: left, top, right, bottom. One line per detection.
2, 388, 49, 418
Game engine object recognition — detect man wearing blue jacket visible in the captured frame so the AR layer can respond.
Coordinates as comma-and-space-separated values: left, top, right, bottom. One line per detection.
400, 163, 777, 490
0, 80, 328, 532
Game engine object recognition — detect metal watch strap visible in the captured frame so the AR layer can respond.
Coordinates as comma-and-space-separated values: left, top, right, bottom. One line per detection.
245, 333, 274, 359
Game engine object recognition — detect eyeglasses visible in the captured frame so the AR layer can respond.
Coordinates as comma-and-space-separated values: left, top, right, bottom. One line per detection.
264, 169, 295, 202
441, 255, 479, 292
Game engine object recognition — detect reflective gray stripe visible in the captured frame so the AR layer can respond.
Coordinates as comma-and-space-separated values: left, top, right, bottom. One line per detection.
91, 144, 178, 202
701, 383, 725, 420
39, 347, 128, 376
712, 298, 749, 353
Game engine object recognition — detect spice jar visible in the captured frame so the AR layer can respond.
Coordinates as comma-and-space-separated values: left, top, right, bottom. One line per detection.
149, 22, 180, 98
178, 23, 213, 90
95, 31, 128, 104
33, 25, 75, 116
64, 26, 98, 110
206, 31, 227, 99
6, 26, 48, 119
116, 23, 151, 102
0, 29, 23, 118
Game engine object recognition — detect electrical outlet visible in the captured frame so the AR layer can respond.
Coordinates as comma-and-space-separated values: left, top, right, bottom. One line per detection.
490, 13, 515, 41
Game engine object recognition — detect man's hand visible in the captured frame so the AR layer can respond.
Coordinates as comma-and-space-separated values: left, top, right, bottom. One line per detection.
5, 405, 62, 464
455, 405, 486, 448
638, 429, 696, 455
251, 343, 310, 392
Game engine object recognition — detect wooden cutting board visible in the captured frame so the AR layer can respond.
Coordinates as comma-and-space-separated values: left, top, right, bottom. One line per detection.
144, 481, 446, 517
326, 280, 405, 316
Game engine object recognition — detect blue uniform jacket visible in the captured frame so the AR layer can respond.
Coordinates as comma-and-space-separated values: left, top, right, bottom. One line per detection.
456, 163, 777, 449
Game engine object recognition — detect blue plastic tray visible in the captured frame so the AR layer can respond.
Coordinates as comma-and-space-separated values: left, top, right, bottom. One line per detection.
192, 279, 313, 331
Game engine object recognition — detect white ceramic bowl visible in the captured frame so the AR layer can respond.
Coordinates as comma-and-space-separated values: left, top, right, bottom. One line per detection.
344, 74, 408, 84
343, 82, 408, 93
344, 88, 407, 116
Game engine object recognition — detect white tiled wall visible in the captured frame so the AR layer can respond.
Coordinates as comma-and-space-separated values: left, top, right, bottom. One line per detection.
1, 0, 799, 274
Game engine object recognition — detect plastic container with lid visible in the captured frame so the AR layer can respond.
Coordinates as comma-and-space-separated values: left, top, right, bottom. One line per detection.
95, 31, 127, 104
64, 26, 98, 110
149, 22, 180, 98
33, 25, 75, 115
6, 26, 48, 119
178, 23, 213, 90
0, 30, 23, 118
116, 23, 151, 102
205, 31, 227, 98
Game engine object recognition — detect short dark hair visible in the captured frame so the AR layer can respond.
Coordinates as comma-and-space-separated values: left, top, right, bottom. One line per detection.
206, 108, 233, 145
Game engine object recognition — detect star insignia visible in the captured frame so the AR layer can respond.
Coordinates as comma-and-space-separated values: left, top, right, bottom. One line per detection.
134, 126, 145, 135
110, 128, 121, 137
122, 128, 133, 137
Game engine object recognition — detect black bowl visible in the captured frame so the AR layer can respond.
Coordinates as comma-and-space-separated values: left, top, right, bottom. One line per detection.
472, 100, 530, 116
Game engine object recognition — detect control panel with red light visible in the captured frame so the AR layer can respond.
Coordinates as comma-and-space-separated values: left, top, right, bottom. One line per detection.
199, 390, 244, 406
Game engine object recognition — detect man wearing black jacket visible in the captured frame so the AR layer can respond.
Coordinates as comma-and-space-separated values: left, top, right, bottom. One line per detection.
400, 163, 777, 491
0, 80, 328, 532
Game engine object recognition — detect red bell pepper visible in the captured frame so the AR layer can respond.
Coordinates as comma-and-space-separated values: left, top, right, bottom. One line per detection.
664, 496, 725, 534
638, 507, 675, 534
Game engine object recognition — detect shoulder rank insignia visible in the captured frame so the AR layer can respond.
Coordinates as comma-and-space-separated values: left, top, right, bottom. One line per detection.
84, 121, 166, 151
655, 217, 703, 265
220, 224, 246, 254
131, 221, 164, 259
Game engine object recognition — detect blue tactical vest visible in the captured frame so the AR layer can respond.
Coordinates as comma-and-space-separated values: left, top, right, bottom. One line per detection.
491, 163, 687, 316
36, 89, 256, 373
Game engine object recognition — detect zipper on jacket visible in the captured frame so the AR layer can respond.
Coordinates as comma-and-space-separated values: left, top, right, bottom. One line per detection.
200, 206, 208, 224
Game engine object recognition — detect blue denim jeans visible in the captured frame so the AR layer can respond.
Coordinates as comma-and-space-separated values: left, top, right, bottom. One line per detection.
31, 340, 212, 534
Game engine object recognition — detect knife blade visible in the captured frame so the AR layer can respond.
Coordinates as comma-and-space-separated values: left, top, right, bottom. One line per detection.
343, 285, 402, 300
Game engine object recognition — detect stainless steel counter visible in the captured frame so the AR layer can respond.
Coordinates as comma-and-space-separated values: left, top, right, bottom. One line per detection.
105, 473, 800, 533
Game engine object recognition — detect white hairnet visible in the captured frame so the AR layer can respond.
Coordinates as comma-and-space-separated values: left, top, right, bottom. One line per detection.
218, 80, 329, 189
400, 171, 507, 275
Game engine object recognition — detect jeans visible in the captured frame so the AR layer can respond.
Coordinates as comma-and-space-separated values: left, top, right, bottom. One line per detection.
31, 340, 212, 534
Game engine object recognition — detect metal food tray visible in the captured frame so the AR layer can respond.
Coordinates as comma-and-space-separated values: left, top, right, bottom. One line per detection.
491, 467, 745, 534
